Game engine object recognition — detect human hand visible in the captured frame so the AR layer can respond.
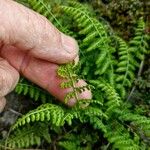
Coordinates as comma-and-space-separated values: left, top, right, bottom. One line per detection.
0, 0, 91, 112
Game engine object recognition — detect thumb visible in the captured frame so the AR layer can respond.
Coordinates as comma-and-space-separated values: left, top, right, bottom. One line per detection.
0, 0, 78, 64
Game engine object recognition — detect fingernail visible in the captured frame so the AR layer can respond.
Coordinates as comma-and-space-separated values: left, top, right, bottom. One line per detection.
0, 97, 6, 113
61, 34, 79, 55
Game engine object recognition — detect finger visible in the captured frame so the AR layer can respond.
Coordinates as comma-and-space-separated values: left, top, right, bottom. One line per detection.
0, 0, 78, 64
0, 97, 6, 113
1, 47, 91, 106
22, 59, 92, 106
0, 58, 19, 97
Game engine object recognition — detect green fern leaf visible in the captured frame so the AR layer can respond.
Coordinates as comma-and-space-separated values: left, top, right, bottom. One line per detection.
12, 104, 65, 130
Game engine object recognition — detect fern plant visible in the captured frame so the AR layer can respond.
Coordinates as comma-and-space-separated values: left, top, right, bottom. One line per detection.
0, 0, 150, 149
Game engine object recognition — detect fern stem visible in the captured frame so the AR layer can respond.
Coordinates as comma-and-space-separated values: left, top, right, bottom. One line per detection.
137, 60, 144, 77
40, 1, 63, 29
127, 59, 145, 101
28, 0, 63, 29
4, 127, 13, 150
8, 108, 22, 116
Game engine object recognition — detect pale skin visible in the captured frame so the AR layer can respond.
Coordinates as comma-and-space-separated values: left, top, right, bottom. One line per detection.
0, 0, 92, 112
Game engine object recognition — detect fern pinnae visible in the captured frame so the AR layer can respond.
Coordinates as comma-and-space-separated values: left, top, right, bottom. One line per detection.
57, 63, 90, 104
90, 79, 121, 114
57, 63, 79, 104
129, 18, 148, 61
66, 64, 79, 102
12, 104, 65, 130
15, 82, 51, 102
117, 109, 150, 137
105, 121, 140, 150
3, 123, 51, 149
115, 36, 136, 97
68, 0, 91, 14
58, 141, 80, 150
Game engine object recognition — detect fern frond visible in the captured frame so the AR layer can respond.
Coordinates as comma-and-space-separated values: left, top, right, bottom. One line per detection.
117, 110, 150, 137
12, 104, 65, 130
89, 116, 107, 133
114, 36, 137, 98
61, 3, 115, 81
77, 99, 103, 107
69, 1, 91, 15
57, 63, 89, 104
82, 106, 107, 118
58, 127, 99, 150
105, 122, 140, 150
115, 36, 136, 86
129, 18, 148, 61
1, 123, 51, 149
63, 102, 106, 130
58, 141, 81, 150
90, 80, 121, 114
